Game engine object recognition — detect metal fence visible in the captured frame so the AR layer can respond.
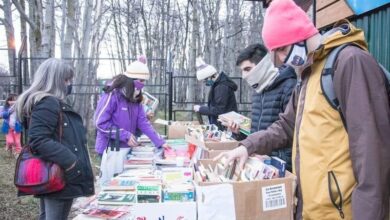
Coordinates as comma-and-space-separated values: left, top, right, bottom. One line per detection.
2, 49, 253, 139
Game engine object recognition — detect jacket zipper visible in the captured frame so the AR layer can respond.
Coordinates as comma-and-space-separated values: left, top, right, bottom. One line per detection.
294, 78, 305, 218
328, 171, 345, 219
257, 92, 266, 131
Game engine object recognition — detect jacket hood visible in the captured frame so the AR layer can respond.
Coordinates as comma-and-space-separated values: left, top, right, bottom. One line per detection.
267, 64, 297, 91
216, 72, 238, 91
314, 20, 368, 60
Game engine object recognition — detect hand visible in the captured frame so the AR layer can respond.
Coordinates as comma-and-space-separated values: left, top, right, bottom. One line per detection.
219, 119, 240, 134
214, 145, 249, 171
65, 161, 77, 172
127, 134, 139, 147
193, 105, 201, 112
146, 112, 154, 121
161, 143, 171, 150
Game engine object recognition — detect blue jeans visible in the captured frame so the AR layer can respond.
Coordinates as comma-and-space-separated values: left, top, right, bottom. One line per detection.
39, 197, 73, 220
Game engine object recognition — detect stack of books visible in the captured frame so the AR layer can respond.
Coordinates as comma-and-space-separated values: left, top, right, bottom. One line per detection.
124, 146, 156, 169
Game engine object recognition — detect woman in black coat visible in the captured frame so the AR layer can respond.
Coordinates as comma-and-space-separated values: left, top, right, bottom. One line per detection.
15, 58, 94, 220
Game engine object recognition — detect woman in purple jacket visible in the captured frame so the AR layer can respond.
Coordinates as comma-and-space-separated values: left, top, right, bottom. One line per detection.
94, 61, 167, 182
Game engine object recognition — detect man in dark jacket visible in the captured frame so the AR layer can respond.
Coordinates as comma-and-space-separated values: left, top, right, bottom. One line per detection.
225, 44, 297, 171
194, 57, 238, 130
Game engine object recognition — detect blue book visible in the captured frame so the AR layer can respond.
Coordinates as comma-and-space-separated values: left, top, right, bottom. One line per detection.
271, 156, 286, 178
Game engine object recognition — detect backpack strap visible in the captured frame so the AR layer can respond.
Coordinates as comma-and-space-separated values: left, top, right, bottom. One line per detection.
321, 43, 390, 130
320, 43, 352, 129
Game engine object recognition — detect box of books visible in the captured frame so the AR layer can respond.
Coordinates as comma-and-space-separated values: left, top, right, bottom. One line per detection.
194, 159, 296, 220
185, 133, 238, 152
202, 149, 228, 159
154, 119, 200, 139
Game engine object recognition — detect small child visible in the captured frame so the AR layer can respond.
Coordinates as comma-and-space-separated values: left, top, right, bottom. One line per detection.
1, 94, 22, 157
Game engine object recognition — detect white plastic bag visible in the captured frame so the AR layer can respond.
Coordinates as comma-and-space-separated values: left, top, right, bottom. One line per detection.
100, 147, 130, 186
99, 127, 130, 186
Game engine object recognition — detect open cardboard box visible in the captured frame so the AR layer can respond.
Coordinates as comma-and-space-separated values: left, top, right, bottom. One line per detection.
185, 134, 239, 151
195, 159, 297, 220
167, 121, 200, 139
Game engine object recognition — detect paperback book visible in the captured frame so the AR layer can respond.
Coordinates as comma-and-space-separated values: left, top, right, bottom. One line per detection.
218, 111, 251, 135
97, 191, 137, 205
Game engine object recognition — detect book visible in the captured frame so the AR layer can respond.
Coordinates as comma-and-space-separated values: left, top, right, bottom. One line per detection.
161, 167, 193, 184
102, 177, 138, 191
97, 191, 136, 205
142, 91, 159, 114
218, 111, 251, 135
163, 183, 195, 202
136, 183, 162, 203
271, 156, 286, 178
82, 208, 128, 219
131, 146, 155, 152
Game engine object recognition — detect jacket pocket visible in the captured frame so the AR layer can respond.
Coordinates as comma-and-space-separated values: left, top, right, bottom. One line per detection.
64, 160, 82, 183
328, 170, 345, 219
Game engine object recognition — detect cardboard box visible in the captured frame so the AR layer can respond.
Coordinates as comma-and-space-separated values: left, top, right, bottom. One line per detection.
195, 160, 296, 220
202, 150, 228, 159
185, 134, 239, 151
168, 121, 199, 139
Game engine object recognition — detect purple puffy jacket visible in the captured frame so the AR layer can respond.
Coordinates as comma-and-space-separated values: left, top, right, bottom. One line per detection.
94, 89, 165, 154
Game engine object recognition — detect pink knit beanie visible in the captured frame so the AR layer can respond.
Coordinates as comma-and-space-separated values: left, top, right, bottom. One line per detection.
262, 0, 318, 51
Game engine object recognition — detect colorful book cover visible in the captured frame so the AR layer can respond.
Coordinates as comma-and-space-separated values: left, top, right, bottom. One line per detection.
163, 191, 195, 202
136, 184, 162, 203
271, 156, 286, 178
102, 178, 138, 191
218, 111, 251, 135
82, 208, 128, 219
163, 183, 195, 202
142, 91, 159, 114
97, 191, 137, 205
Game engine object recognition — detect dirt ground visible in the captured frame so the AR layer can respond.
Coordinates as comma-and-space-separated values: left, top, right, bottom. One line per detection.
0, 140, 101, 220
0, 147, 40, 219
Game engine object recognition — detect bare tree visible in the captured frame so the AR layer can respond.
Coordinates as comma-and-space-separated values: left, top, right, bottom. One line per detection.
1, 0, 16, 77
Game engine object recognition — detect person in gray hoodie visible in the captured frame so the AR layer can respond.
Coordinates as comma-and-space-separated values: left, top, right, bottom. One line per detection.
223, 44, 297, 170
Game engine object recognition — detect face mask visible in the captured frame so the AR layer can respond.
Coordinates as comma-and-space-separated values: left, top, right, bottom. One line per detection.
284, 42, 307, 68
205, 79, 214, 87
66, 84, 73, 96
133, 80, 145, 90
243, 54, 279, 93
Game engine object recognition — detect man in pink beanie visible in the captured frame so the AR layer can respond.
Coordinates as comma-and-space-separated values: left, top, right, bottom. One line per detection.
217, 0, 390, 219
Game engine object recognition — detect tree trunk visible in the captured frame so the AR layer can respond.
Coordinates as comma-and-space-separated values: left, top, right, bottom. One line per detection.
62, 0, 76, 58
2, 0, 16, 79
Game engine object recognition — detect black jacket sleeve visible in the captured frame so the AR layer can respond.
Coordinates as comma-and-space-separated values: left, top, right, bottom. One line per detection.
28, 97, 77, 169
199, 84, 232, 116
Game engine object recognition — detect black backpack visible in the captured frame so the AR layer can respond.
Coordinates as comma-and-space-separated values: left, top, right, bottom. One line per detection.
320, 43, 390, 128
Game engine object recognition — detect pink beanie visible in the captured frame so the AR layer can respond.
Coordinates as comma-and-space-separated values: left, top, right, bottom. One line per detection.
262, 0, 318, 51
